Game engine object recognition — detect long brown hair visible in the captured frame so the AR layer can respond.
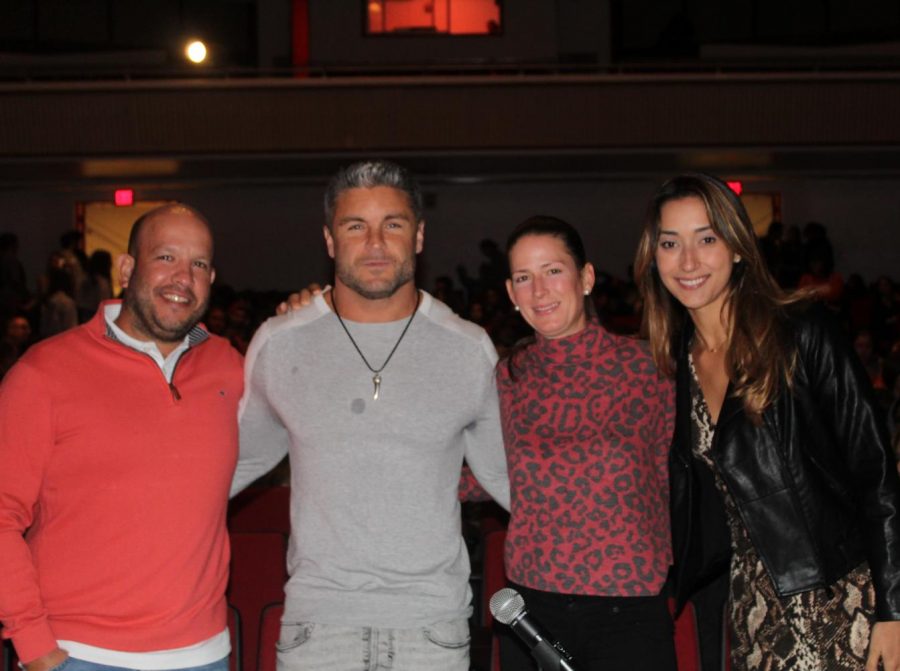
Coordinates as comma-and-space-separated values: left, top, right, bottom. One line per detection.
634, 173, 803, 420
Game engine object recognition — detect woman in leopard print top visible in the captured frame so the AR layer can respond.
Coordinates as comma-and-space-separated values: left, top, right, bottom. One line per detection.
496, 216, 677, 671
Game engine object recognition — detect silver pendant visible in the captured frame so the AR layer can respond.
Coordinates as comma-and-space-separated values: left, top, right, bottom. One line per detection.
373, 373, 381, 401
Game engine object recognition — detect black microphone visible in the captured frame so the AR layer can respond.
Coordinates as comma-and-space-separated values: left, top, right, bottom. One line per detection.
489, 587, 579, 671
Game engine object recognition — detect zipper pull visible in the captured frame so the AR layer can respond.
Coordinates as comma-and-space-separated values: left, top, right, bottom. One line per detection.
169, 382, 182, 401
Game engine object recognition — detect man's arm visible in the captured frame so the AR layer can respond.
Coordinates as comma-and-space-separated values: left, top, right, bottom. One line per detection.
461, 343, 510, 511
231, 326, 291, 497
0, 362, 66, 666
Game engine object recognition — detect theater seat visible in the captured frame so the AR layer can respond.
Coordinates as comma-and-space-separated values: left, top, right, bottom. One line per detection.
482, 528, 507, 671
228, 604, 242, 671
669, 598, 701, 671
257, 602, 284, 671
2, 639, 17, 671
482, 529, 507, 628
228, 487, 291, 534
227, 532, 287, 671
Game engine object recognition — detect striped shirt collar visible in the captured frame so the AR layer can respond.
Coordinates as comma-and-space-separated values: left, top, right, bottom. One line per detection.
103, 303, 208, 382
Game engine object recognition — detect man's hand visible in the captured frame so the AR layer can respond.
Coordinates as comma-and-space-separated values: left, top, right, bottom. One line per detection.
24, 648, 68, 671
276, 283, 326, 316
866, 620, 900, 671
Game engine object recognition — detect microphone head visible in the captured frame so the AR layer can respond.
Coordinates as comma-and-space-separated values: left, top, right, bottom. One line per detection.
489, 587, 526, 625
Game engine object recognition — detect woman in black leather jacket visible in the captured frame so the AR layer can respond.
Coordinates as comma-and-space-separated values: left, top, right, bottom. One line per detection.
633, 173, 900, 671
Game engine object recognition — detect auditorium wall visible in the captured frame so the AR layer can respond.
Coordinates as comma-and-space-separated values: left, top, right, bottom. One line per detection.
1, 175, 897, 297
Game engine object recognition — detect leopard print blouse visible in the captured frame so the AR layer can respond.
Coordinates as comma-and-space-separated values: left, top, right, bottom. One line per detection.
497, 321, 675, 596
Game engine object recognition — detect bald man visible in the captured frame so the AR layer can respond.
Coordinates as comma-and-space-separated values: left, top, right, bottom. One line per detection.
0, 204, 243, 671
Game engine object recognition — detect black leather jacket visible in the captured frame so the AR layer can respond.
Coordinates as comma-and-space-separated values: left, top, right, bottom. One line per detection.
670, 303, 900, 620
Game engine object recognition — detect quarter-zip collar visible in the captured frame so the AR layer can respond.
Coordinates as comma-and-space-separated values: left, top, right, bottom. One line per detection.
90, 300, 210, 400
103, 302, 202, 383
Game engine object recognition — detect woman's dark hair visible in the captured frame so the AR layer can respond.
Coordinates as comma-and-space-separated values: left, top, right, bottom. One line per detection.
506, 215, 588, 270
503, 215, 594, 380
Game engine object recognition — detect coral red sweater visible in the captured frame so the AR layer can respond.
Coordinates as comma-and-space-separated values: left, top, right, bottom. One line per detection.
0, 302, 243, 662
497, 322, 674, 596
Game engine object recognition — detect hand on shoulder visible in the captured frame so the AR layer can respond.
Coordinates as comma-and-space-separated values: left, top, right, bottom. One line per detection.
276, 283, 327, 316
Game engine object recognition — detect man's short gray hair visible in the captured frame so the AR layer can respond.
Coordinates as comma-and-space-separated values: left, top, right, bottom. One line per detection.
324, 160, 424, 227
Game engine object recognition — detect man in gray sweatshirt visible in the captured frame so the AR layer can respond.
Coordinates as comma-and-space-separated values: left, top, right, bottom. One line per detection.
232, 160, 510, 671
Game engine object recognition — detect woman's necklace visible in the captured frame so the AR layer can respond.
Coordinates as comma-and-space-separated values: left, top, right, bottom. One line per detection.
331, 290, 421, 401
694, 330, 728, 354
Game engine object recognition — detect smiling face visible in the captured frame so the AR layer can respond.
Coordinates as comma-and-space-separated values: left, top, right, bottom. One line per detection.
324, 185, 423, 301
116, 208, 215, 355
506, 233, 594, 340
654, 196, 737, 322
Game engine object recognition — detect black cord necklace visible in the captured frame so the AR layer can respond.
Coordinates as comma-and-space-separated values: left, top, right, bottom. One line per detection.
331, 289, 421, 401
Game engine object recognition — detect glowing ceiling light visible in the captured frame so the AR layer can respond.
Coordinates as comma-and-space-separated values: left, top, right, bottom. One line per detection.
185, 40, 208, 64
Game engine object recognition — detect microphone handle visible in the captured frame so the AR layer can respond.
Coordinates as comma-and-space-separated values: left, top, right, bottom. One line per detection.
510, 613, 579, 671
532, 640, 577, 671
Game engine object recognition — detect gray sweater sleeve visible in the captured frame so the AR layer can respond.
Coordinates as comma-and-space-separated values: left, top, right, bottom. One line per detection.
231, 324, 291, 497
462, 336, 510, 511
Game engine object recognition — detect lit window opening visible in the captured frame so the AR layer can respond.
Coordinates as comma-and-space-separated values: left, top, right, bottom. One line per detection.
366, 0, 502, 36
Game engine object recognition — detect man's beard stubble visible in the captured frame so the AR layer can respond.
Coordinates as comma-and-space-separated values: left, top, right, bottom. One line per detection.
122, 288, 208, 345
335, 256, 416, 301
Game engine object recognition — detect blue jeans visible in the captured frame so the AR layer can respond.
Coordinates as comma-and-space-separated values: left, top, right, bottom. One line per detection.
276, 620, 469, 671
51, 657, 229, 671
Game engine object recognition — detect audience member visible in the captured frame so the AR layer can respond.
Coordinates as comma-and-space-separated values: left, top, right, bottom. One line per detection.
204, 305, 228, 336
432, 274, 465, 314
798, 242, 843, 309
0, 313, 30, 379
801, 220, 834, 273
78, 250, 114, 321
0, 233, 29, 323
2, 313, 33, 363
457, 237, 508, 302
873, 275, 900, 352
38, 265, 77, 339
843, 273, 875, 334
58, 230, 88, 315
224, 296, 254, 353
759, 220, 783, 276
777, 224, 805, 288
854, 329, 887, 391
0, 340, 15, 380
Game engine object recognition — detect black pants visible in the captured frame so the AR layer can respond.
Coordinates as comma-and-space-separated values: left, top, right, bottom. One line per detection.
497, 582, 677, 671
690, 571, 729, 671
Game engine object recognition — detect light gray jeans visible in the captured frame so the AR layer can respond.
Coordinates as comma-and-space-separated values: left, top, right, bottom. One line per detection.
275, 619, 469, 671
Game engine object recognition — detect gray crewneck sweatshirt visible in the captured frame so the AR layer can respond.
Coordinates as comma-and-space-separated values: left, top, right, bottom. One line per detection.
232, 290, 509, 627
